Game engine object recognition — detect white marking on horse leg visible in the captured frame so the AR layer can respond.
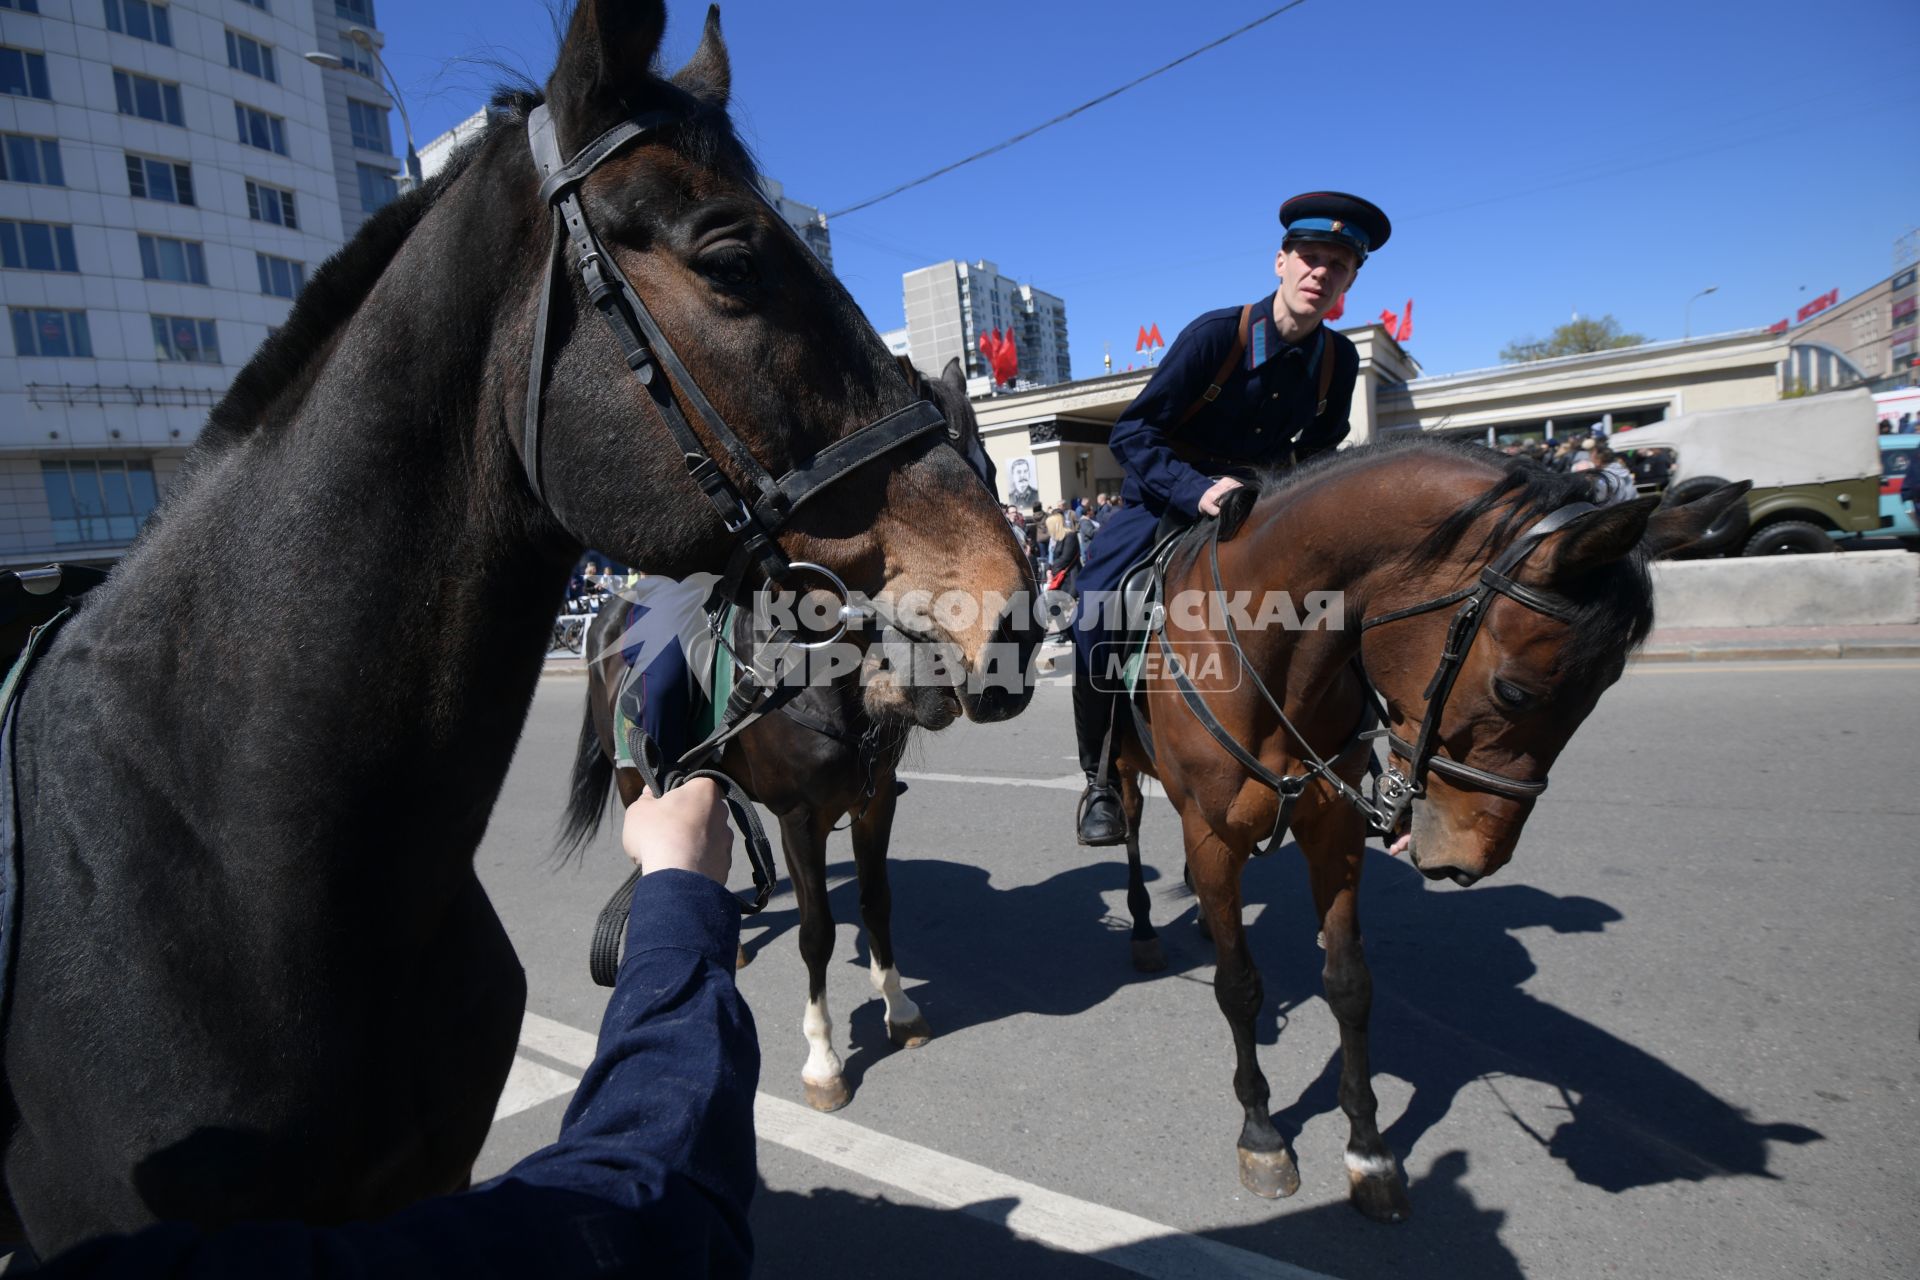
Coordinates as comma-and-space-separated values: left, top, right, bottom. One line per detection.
1345, 1150, 1399, 1179
801, 994, 843, 1086
869, 957, 922, 1028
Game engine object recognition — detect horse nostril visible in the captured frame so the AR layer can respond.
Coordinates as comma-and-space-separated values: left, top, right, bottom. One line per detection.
1448, 869, 1480, 888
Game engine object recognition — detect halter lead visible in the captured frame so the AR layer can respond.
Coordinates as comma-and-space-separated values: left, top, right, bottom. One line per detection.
521, 104, 949, 595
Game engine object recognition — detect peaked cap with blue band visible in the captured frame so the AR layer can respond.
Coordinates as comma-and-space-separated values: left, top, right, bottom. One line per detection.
1279, 191, 1391, 263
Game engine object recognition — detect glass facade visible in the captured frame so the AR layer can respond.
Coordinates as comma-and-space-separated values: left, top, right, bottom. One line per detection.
41, 460, 160, 545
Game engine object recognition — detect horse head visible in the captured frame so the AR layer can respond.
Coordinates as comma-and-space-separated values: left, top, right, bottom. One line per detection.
1360, 457, 1749, 885
507, 1, 1034, 721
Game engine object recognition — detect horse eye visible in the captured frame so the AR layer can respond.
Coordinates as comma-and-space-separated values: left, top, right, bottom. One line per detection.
700, 248, 757, 291
1493, 679, 1534, 710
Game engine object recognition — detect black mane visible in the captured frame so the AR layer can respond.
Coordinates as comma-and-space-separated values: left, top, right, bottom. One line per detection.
1232, 435, 1655, 677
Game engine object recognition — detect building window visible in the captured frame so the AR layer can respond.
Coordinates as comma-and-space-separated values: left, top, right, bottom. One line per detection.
356, 163, 396, 213
224, 30, 276, 82
245, 179, 297, 229
347, 99, 389, 152
42, 460, 159, 545
234, 102, 288, 155
0, 220, 79, 272
238, 0, 266, 9
1, 1, 43, 13
114, 70, 185, 124
255, 252, 304, 299
125, 154, 193, 205
137, 233, 207, 285
150, 314, 219, 363
0, 134, 63, 186
104, 0, 172, 46
335, 0, 375, 22
10, 307, 92, 357
1, 47, 52, 100
338, 34, 372, 76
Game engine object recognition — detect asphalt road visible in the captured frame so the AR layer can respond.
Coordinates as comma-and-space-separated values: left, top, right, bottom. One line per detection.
470, 656, 1917, 1279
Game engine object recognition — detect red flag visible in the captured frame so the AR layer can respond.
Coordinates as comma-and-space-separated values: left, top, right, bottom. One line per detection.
1395, 299, 1413, 343
1326, 294, 1345, 322
1378, 308, 1399, 329
993, 327, 1019, 384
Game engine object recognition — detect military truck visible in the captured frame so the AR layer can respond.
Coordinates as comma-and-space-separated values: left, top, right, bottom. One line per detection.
1609, 389, 1883, 556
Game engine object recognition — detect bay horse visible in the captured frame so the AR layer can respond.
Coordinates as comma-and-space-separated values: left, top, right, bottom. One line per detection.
0, 1, 1033, 1257
560, 356, 1006, 1113
1099, 440, 1743, 1221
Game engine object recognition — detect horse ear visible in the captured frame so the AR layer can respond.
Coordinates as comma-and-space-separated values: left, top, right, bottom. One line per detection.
1540, 497, 1659, 580
1641, 480, 1752, 559
547, 0, 669, 146
671, 5, 730, 108
940, 357, 967, 402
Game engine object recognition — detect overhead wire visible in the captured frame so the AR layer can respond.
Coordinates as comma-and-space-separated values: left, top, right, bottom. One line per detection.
824, 0, 1313, 220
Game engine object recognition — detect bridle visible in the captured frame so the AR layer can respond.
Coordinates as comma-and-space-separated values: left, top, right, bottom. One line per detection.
1152, 502, 1596, 853
521, 103, 950, 607
1355, 500, 1594, 832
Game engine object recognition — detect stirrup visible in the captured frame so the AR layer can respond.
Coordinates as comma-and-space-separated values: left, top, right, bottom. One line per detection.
1076, 782, 1127, 847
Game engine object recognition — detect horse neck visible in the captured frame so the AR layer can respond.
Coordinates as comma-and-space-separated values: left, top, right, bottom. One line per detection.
90, 159, 569, 857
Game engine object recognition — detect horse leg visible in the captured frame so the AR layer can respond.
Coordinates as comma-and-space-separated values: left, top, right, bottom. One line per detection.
850, 776, 930, 1048
781, 806, 849, 1112
1186, 817, 1298, 1199
1118, 767, 1163, 973
1299, 800, 1410, 1223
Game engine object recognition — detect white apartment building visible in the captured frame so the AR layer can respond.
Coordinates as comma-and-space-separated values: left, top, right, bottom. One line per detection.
901, 258, 1070, 390
0, 0, 401, 568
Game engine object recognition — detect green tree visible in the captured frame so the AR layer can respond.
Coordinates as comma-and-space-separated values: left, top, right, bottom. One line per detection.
1499, 315, 1646, 363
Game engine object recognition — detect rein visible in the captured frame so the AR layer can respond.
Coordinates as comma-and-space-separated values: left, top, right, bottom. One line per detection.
1153, 501, 1595, 853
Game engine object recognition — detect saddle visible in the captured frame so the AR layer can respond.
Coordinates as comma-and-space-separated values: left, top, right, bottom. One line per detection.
612, 601, 754, 790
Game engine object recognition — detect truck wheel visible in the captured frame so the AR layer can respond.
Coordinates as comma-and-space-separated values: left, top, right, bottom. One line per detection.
1660, 475, 1748, 556
1742, 520, 1831, 556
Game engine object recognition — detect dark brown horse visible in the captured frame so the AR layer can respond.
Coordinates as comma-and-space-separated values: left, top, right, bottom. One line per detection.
562, 356, 1014, 1112
0, 3, 1033, 1256
1102, 439, 1743, 1220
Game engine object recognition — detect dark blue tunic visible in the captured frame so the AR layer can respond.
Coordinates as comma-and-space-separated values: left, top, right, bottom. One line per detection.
40, 871, 760, 1279
1073, 293, 1358, 667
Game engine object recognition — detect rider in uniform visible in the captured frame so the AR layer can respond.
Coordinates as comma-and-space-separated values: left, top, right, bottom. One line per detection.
1069, 191, 1391, 845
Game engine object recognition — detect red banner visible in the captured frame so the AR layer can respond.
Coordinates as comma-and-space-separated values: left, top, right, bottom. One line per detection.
1795, 288, 1839, 323
1766, 318, 1789, 335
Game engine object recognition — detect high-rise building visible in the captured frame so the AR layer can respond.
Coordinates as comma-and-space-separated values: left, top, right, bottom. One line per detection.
0, 0, 402, 569
757, 176, 829, 270
901, 259, 1069, 389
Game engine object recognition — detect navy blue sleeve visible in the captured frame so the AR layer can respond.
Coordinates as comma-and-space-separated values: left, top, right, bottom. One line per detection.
39, 870, 759, 1280
1108, 310, 1239, 517
1902, 459, 1920, 503
1293, 332, 1358, 460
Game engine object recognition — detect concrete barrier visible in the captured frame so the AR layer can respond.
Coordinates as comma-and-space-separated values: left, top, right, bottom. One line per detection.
1650, 549, 1920, 628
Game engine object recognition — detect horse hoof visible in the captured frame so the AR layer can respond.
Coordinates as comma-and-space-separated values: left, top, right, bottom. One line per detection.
888, 1017, 933, 1049
1130, 938, 1167, 973
1237, 1147, 1300, 1200
1347, 1166, 1411, 1224
803, 1076, 850, 1112
735, 945, 752, 971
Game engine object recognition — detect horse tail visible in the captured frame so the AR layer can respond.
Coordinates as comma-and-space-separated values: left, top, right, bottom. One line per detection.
557, 690, 613, 861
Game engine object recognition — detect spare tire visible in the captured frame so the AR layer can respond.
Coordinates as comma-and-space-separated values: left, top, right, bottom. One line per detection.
1659, 475, 1749, 557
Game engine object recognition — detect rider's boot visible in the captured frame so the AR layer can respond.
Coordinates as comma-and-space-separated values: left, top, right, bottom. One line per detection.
1073, 676, 1127, 846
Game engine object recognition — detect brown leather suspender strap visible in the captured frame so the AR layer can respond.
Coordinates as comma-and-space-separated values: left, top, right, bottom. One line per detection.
1315, 327, 1337, 417
1177, 303, 1252, 428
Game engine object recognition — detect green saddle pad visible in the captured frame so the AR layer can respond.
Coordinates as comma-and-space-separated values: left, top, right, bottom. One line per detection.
613, 604, 736, 769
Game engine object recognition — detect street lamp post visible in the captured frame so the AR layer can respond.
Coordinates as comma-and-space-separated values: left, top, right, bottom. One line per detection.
303, 27, 421, 187
1684, 285, 1718, 339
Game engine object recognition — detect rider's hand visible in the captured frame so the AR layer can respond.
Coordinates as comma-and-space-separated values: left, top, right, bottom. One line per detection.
623, 778, 734, 885
1198, 476, 1245, 517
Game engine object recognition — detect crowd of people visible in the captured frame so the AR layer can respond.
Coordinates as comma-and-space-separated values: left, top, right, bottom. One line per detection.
1003, 493, 1124, 600
1497, 434, 1649, 504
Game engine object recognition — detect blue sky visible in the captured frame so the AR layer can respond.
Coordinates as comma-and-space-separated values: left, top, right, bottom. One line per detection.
378, 0, 1920, 379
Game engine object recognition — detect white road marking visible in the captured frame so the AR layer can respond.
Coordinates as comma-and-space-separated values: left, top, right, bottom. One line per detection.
756, 1094, 1338, 1280
511, 1011, 1340, 1280
1628, 659, 1920, 675
492, 1054, 579, 1122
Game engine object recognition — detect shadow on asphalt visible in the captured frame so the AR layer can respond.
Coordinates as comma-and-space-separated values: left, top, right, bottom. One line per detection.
750, 1148, 1523, 1280
745, 843, 1819, 1203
